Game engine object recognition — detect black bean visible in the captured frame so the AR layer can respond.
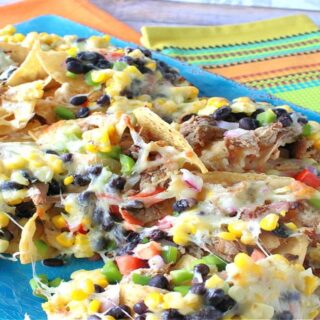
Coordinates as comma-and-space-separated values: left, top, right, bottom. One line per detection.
135, 316, 146, 320
251, 108, 264, 119
274, 311, 294, 320
173, 199, 196, 213
116, 241, 137, 256
66, 60, 84, 74
142, 49, 152, 58
191, 283, 207, 295
215, 295, 236, 312
92, 207, 104, 225
45, 149, 59, 155
78, 191, 96, 203
149, 229, 167, 241
238, 117, 259, 130
279, 115, 293, 127
204, 289, 225, 307
273, 108, 288, 117
88, 165, 103, 176
101, 216, 115, 231
180, 113, 196, 123
272, 224, 290, 238
77, 51, 101, 63
92, 237, 108, 251
105, 305, 131, 319
73, 174, 91, 186
234, 112, 248, 121
96, 59, 112, 69
120, 89, 134, 99
47, 180, 64, 196
15, 201, 36, 218
60, 153, 73, 162
94, 284, 104, 293
133, 301, 148, 315
119, 56, 134, 65
21, 171, 37, 183
121, 200, 144, 211
76, 107, 90, 118
212, 106, 232, 121
194, 263, 210, 277
126, 231, 141, 244
108, 176, 126, 191
125, 47, 134, 54
42, 258, 64, 267
97, 94, 111, 107
82, 63, 96, 73
148, 275, 170, 290
298, 117, 308, 125
186, 306, 222, 320
70, 95, 88, 106
65, 57, 78, 64
0, 229, 13, 241
0, 181, 26, 191
76, 37, 86, 43
162, 309, 185, 320
87, 316, 101, 320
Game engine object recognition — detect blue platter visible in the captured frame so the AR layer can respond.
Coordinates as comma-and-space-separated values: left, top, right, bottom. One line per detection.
0, 15, 319, 320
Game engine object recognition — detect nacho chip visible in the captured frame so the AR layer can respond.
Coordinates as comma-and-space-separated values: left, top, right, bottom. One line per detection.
0, 42, 29, 64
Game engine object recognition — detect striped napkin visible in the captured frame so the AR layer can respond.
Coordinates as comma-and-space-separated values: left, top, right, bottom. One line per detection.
141, 15, 320, 112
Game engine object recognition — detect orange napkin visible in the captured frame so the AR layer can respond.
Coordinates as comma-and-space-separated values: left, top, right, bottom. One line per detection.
0, 0, 140, 43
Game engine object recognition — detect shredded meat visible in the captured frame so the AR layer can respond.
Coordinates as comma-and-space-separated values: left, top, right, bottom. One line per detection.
179, 115, 226, 153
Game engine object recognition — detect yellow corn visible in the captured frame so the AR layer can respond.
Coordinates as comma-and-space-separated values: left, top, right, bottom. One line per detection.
86, 144, 98, 153
0, 212, 10, 228
234, 253, 261, 274
95, 276, 108, 288
91, 70, 109, 83
3, 190, 27, 205
55, 232, 74, 248
81, 279, 95, 295
277, 105, 292, 113
67, 47, 78, 57
144, 292, 163, 311
11, 33, 25, 42
71, 289, 88, 301
102, 34, 111, 42
4, 156, 27, 170
162, 292, 184, 310
63, 176, 74, 186
205, 274, 224, 289
304, 276, 318, 295
52, 215, 68, 229
240, 231, 256, 245
207, 97, 229, 108
308, 309, 319, 319
125, 65, 143, 78
145, 315, 159, 320
259, 214, 279, 231
0, 239, 9, 253
145, 61, 156, 72
218, 232, 237, 241
103, 317, 116, 320
74, 234, 94, 258
88, 299, 101, 314
173, 230, 189, 246
50, 158, 64, 174
64, 203, 73, 214
0, 25, 16, 36
285, 222, 297, 231
227, 220, 246, 238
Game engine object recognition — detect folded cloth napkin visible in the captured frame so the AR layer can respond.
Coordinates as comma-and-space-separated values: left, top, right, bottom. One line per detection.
0, 0, 140, 43
141, 15, 320, 112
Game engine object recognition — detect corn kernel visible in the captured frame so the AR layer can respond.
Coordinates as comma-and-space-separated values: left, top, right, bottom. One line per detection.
71, 289, 88, 301
74, 234, 94, 258
207, 97, 229, 108
227, 220, 246, 238
64, 203, 73, 214
284, 222, 297, 231
91, 70, 109, 83
259, 214, 279, 231
4, 156, 27, 170
234, 253, 261, 274
304, 276, 318, 295
218, 232, 237, 241
51, 159, 64, 174
0, 212, 10, 228
162, 292, 184, 310
145, 61, 156, 72
308, 309, 319, 319
55, 232, 74, 248
279, 210, 287, 217
63, 176, 74, 186
11, 33, 25, 42
0, 25, 16, 36
86, 144, 98, 153
144, 292, 163, 311
81, 279, 95, 295
88, 299, 101, 314
0, 239, 9, 253
67, 47, 78, 57
52, 215, 68, 229
95, 276, 108, 288
205, 275, 224, 289
125, 65, 143, 78
103, 317, 116, 320
240, 231, 256, 245
102, 34, 111, 42
145, 315, 159, 320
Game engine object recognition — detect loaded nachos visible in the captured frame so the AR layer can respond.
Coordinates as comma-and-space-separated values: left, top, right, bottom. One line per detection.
0, 25, 319, 320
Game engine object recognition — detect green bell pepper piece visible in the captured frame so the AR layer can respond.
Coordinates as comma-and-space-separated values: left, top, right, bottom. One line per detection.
102, 259, 122, 283
113, 61, 127, 71
29, 274, 48, 299
34, 240, 48, 256
99, 146, 121, 160
49, 277, 62, 287
308, 197, 320, 208
192, 254, 227, 271
55, 106, 75, 120
84, 71, 99, 86
257, 109, 276, 126
162, 246, 179, 264
132, 273, 152, 286
120, 154, 135, 175
302, 123, 312, 137
173, 285, 191, 296
66, 71, 77, 78
170, 269, 193, 286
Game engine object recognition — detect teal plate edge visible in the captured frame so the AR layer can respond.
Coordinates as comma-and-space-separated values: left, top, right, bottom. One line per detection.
0, 14, 319, 320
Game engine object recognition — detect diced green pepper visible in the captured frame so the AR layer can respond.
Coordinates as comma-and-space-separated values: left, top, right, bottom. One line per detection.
192, 254, 227, 271
162, 246, 179, 264
120, 154, 135, 175
170, 269, 193, 286
99, 146, 121, 160
302, 123, 312, 137
66, 71, 77, 78
257, 109, 276, 126
34, 240, 49, 256
55, 106, 75, 120
132, 273, 152, 286
102, 259, 122, 283
140, 237, 149, 244
84, 71, 99, 86
105, 240, 117, 252
308, 197, 320, 208
173, 211, 180, 217
173, 285, 191, 296
113, 61, 127, 71
29, 274, 48, 299
49, 277, 62, 287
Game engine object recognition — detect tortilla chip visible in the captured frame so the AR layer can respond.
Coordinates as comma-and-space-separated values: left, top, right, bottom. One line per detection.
0, 42, 29, 64
133, 107, 208, 173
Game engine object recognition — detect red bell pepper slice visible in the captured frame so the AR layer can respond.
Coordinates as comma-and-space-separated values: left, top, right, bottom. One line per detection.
120, 209, 144, 226
128, 187, 166, 206
115, 255, 147, 275
294, 169, 320, 189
